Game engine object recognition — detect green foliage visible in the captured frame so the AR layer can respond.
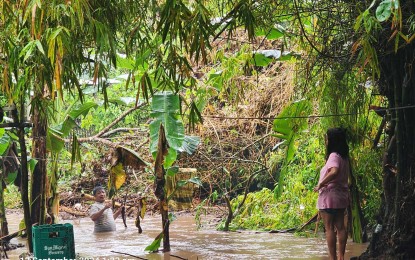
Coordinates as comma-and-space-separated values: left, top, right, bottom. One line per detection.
144, 232, 163, 252
4, 185, 22, 209
273, 99, 312, 197
222, 187, 316, 231
225, 124, 382, 232
223, 132, 321, 231
150, 92, 185, 156
352, 145, 383, 225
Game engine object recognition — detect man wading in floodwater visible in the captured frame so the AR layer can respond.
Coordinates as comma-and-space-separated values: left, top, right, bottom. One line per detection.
89, 186, 124, 232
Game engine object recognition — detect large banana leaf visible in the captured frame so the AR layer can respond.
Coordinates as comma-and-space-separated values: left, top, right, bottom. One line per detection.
273, 99, 311, 197
273, 99, 311, 162
150, 92, 185, 156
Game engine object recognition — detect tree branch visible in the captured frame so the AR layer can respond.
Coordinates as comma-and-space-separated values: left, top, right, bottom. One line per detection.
101, 128, 146, 138
95, 103, 147, 138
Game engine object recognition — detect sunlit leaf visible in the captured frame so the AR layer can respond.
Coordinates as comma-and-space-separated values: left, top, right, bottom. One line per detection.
18, 219, 26, 236
116, 55, 135, 70
376, 0, 392, 22
0, 134, 10, 155
256, 28, 285, 39
56, 117, 78, 137
273, 99, 311, 198
279, 52, 298, 61
110, 163, 127, 190
34, 40, 45, 55
108, 97, 136, 106
168, 212, 177, 222
207, 70, 223, 91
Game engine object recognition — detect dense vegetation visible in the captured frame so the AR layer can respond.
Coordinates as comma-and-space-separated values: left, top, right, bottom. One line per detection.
1, 0, 415, 258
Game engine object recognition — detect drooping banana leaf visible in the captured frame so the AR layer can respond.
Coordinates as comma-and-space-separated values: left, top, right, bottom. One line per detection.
109, 146, 149, 169
272, 99, 311, 197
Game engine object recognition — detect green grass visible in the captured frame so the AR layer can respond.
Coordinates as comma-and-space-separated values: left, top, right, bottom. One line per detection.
4, 185, 23, 209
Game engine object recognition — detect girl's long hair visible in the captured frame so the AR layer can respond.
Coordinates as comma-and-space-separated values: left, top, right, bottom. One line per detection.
325, 128, 349, 160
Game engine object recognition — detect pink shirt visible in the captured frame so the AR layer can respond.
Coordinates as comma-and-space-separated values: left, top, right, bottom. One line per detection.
317, 153, 350, 209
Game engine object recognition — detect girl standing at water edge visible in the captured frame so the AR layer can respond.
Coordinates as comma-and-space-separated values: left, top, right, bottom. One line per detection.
314, 128, 350, 260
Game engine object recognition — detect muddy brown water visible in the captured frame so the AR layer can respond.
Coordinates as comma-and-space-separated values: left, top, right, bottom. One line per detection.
6, 212, 367, 259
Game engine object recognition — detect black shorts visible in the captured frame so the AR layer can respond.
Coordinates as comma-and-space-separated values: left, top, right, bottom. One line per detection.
320, 208, 345, 215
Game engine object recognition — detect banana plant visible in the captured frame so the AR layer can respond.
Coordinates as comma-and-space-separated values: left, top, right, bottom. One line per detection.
147, 92, 200, 252
272, 99, 311, 197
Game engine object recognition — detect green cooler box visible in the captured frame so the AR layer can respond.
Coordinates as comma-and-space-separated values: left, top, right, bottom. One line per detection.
32, 223, 75, 259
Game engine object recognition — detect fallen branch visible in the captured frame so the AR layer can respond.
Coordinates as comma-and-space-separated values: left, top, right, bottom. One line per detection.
269, 212, 319, 234
0, 229, 25, 242
95, 104, 146, 138
59, 103, 147, 147
101, 128, 146, 138
298, 212, 319, 231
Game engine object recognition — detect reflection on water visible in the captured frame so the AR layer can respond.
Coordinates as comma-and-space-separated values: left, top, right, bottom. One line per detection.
6, 212, 367, 259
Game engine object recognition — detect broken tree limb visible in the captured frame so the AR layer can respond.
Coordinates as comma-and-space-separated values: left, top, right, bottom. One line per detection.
0, 228, 25, 242
101, 128, 146, 138
95, 104, 146, 138
268, 212, 319, 233
297, 212, 319, 231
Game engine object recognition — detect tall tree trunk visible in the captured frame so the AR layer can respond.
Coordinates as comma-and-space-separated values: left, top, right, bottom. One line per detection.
30, 101, 48, 226
361, 42, 415, 259
13, 104, 33, 252
0, 172, 8, 237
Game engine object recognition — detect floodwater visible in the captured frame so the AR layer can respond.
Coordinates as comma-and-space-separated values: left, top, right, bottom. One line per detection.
6, 212, 367, 259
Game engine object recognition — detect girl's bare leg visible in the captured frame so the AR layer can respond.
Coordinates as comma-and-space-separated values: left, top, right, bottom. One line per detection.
334, 209, 347, 260
321, 211, 337, 260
